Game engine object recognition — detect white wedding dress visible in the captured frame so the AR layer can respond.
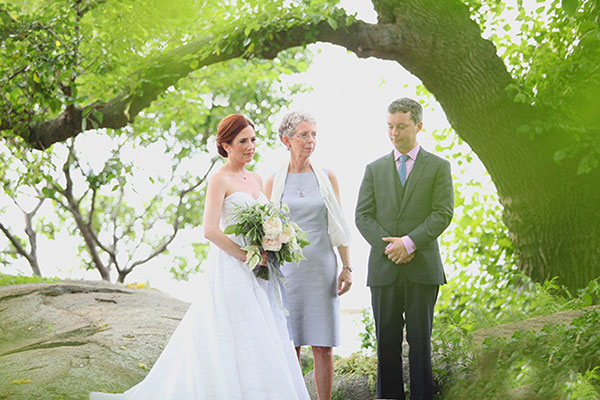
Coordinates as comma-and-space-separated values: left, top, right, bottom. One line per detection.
90, 192, 310, 400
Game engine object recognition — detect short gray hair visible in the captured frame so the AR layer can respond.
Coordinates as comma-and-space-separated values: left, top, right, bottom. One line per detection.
387, 98, 423, 124
278, 111, 317, 141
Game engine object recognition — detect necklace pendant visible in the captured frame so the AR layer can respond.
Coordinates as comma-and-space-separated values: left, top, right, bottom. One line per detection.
298, 190, 306, 198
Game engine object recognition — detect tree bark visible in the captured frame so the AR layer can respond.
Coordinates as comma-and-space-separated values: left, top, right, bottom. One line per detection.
0, 198, 45, 276
55, 150, 111, 281
0, 221, 41, 276
22, 201, 43, 277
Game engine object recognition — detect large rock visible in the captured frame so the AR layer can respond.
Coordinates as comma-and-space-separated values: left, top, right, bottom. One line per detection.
0, 280, 189, 400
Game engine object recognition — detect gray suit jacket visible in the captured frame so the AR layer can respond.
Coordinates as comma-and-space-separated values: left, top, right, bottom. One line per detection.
355, 148, 454, 286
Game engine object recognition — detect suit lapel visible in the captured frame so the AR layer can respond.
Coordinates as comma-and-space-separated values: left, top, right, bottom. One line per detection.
399, 148, 430, 215
382, 151, 401, 215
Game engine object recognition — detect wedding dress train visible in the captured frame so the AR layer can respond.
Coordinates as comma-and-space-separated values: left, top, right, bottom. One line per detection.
90, 192, 309, 400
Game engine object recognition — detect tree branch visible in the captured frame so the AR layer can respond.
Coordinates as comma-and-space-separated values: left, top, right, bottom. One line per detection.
8, 9, 351, 149
121, 157, 218, 277
0, 221, 33, 265
56, 144, 111, 280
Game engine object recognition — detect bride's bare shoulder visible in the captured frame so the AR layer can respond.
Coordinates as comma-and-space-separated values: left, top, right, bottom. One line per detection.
207, 171, 234, 198
209, 169, 232, 185
248, 171, 263, 186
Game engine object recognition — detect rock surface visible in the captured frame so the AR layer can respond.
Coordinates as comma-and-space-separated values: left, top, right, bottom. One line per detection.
0, 280, 189, 400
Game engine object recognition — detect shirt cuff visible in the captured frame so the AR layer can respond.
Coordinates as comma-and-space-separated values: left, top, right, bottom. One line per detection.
401, 236, 417, 254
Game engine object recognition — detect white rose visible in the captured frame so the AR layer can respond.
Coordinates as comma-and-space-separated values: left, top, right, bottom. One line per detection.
280, 223, 295, 244
263, 235, 282, 252
263, 216, 283, 237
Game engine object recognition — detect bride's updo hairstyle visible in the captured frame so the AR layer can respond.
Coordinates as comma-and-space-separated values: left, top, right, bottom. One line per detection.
216, 114, 255, 158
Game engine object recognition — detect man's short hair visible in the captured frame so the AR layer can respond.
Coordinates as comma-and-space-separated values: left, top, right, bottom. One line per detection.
388, 98, 423, 124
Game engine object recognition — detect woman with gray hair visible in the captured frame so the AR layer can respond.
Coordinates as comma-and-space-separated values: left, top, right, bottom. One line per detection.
265, 111, 352, 400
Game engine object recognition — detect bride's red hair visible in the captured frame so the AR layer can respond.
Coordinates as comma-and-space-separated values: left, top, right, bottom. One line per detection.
216, 114, 255, 158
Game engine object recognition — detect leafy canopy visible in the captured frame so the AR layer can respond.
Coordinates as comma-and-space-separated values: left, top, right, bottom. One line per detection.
0, 0, 340, 140
464, 0, 600, 173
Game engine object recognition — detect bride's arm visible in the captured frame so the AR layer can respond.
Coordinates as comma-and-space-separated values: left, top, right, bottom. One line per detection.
203, 174, 248, 262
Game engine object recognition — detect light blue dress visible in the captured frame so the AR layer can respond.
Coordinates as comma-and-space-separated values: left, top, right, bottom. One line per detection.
280, 171, 340, 347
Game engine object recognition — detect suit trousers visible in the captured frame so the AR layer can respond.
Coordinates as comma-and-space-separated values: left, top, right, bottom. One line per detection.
371, 275, 439, 400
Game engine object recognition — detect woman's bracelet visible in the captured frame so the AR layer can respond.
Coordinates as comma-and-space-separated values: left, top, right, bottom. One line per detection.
342, 265, 353, 272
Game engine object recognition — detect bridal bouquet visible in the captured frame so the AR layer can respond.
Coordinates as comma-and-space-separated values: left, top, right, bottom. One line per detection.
224, 202, 309, 280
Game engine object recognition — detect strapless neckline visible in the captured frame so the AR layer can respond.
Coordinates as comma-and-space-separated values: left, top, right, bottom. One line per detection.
225, 191, 267, 202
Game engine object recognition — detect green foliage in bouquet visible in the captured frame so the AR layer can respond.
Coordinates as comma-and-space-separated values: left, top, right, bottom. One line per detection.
224, 202, 309, 279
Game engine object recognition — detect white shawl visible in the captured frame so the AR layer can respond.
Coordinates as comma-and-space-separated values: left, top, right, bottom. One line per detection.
271, 162, 351, 248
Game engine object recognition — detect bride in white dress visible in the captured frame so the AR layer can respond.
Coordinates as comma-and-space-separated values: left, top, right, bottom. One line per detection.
90, 114, 310, 400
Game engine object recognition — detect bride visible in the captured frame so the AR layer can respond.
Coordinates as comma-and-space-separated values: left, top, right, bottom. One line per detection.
90, 114, 310, 399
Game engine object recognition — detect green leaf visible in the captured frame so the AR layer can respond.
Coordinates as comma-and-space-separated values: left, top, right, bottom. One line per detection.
516, 124, 530, 134
577, 159, 591, 175
224, 224, 240, 234
93, 110, 104, 124
514, 93, 527, 103
562, 0, 578, 17
326, 16, 337, 30
553, 150, 567, 163
42, 187, 56, 198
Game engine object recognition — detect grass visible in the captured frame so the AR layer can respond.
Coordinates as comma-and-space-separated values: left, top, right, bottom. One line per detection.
0, 273, 59, 286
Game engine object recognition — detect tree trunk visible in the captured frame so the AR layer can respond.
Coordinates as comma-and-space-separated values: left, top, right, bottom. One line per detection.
23, 208, 42, 277
57, 155, 111, 281
502, 154, 600, 291
117, 271, 128, 284
64, 200, 111, 281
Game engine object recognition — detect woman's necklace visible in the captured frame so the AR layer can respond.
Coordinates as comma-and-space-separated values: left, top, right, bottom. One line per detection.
295, 171, 309, 198
290, 161, 310, 198
298, 183, 306, 198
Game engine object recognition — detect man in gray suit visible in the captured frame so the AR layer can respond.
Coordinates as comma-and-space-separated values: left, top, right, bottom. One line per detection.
355, 98, 453, 400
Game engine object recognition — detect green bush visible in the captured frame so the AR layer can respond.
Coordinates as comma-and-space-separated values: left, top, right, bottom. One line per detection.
442, 309, 600, 399
357, 307, 377, 355
431, 267, 600, 398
